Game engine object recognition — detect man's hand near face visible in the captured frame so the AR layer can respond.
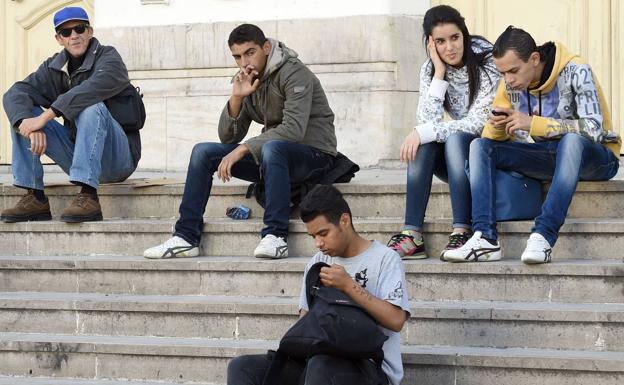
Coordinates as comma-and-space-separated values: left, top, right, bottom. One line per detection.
217, 144, 250, 183
489, 106, 533, 136
228, 66, 260, 118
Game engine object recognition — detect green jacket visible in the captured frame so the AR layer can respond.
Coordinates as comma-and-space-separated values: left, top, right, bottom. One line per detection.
218, 40, 337, 163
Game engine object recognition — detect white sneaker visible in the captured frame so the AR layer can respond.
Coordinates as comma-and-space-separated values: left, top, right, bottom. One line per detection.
443, 231, 502, 263
143, 236, 199, 259
254, 234, 288, 259
521, 233, 552, 264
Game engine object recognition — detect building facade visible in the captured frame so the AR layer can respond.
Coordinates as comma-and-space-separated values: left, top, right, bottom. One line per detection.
1, 0, 621, 170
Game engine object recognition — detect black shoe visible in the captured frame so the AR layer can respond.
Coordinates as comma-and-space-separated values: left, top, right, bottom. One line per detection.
440, 231, 472, 261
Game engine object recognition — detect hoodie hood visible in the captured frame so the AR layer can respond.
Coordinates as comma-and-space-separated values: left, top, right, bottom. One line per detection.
530, 41, 578, 94
262, 38, 298, 80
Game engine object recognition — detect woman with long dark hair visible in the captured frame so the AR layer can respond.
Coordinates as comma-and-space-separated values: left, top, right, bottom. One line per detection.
387, 5, 500, 260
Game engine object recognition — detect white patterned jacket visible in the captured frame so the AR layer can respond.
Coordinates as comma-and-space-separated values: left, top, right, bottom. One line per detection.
415, 38, 501, 144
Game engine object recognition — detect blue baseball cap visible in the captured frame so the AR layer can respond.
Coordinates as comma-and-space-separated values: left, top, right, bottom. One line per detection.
53, 7, 90, 29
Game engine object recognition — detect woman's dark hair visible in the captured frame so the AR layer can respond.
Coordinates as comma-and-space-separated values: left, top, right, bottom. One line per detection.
422, 5, 493, 108
300, 185, 352, 227
228, 24, 267, 47
492, 26, 537, 61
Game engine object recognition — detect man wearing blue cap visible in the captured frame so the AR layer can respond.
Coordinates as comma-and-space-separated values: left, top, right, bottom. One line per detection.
1, 6, 142, 223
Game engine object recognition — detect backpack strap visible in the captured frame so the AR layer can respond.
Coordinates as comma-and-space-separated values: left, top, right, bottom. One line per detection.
305, 262, 330, 307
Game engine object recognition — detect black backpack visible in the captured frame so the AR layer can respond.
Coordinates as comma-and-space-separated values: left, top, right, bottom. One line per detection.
262, 262, 388, 385
246, 152, 359, 212
105, 84, 146, 133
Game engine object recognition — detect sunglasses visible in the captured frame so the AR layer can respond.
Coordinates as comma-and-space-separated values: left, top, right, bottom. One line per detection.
57, 24, 89, 38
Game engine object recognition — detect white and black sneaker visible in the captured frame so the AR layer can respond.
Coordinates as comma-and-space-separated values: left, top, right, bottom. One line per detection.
521, 233, 552, 264
143, 236, 200, 259
254, 234, 288, 259
443, 231, 502, 263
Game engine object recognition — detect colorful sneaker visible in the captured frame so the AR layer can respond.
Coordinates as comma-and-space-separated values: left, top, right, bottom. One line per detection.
143, 236, 200, 259
521, 233, 552, 264
443, 231, 502, 263
254, 234, 288, 259
440, 231, 472, 261
387, 230, 427, 260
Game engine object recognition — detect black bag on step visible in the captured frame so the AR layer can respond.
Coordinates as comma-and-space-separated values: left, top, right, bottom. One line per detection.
246, 152, 359, 212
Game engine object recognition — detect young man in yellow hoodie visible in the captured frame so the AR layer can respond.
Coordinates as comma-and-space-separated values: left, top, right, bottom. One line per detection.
444, 26, 621, 264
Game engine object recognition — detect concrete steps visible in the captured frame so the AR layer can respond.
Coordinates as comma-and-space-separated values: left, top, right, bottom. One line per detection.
0, 378, 213, 385
2, 217, 624, 259
1, 256, 622, 303
1, 332, 623, 384
1, 169, 623, 384
1, 292, 623, 352
2, 177, 624, 220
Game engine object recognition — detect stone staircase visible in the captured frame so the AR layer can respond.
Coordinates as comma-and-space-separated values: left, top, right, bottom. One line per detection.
0, 169, 623, 385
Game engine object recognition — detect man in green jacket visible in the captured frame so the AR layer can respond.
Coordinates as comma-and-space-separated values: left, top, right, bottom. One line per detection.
145, 24, 337, 259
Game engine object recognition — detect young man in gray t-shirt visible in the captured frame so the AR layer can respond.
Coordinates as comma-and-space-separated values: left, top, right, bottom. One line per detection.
227, 185, 410, 385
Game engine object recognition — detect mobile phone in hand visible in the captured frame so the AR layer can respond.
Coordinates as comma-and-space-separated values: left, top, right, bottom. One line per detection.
491, 109, 509, 116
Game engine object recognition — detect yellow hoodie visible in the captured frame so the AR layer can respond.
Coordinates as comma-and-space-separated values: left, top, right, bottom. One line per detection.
482, 42, 621, 157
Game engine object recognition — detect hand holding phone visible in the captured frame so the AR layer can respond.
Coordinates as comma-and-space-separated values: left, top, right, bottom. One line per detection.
491, 109, 509, 117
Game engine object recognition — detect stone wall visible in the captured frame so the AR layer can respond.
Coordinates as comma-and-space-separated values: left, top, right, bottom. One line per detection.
97, 15, 426, 170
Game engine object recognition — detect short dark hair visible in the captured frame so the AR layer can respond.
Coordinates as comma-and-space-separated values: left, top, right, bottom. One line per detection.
228, 24, 267, 47
300, 185, 352, 226
493, 26, 537, 62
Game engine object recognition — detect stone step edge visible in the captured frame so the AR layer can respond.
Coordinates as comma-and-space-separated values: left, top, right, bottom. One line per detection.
1, 292, 623, 323
2, 217, 624, 234
0, 332, 622, 372
1, 255, 622, 277
0, 376, 211, 385
2, 179, 623, 195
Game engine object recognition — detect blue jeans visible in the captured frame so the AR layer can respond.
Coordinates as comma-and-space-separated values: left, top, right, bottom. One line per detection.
174, 140, 332, 246
405, 131, 477, 231
11, 103, 135, 190
469, 134, 619, 246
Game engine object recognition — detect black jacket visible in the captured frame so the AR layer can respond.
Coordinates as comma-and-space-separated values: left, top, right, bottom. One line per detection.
3, 38, 141, 166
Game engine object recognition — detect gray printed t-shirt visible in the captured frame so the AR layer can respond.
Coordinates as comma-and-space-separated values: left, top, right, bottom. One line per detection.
298, 241, 411, 385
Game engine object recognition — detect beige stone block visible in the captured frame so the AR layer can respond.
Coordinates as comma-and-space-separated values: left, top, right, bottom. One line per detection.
130, 74, 233, 98
137, 97, 167, 171
327, 91, 418, 166
276, 16, 396, 64
165, 95, 263, 170
165, 96, 228, 170
97, 27, 153, 70
185, 21, 278, 69
392, 15, 426, 91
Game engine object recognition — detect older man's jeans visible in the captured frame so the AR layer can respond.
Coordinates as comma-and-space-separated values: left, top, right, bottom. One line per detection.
174, 140, 332, 246
469, 134, 619, 246
10, 103, 135, 190
405, 131, 477, 231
